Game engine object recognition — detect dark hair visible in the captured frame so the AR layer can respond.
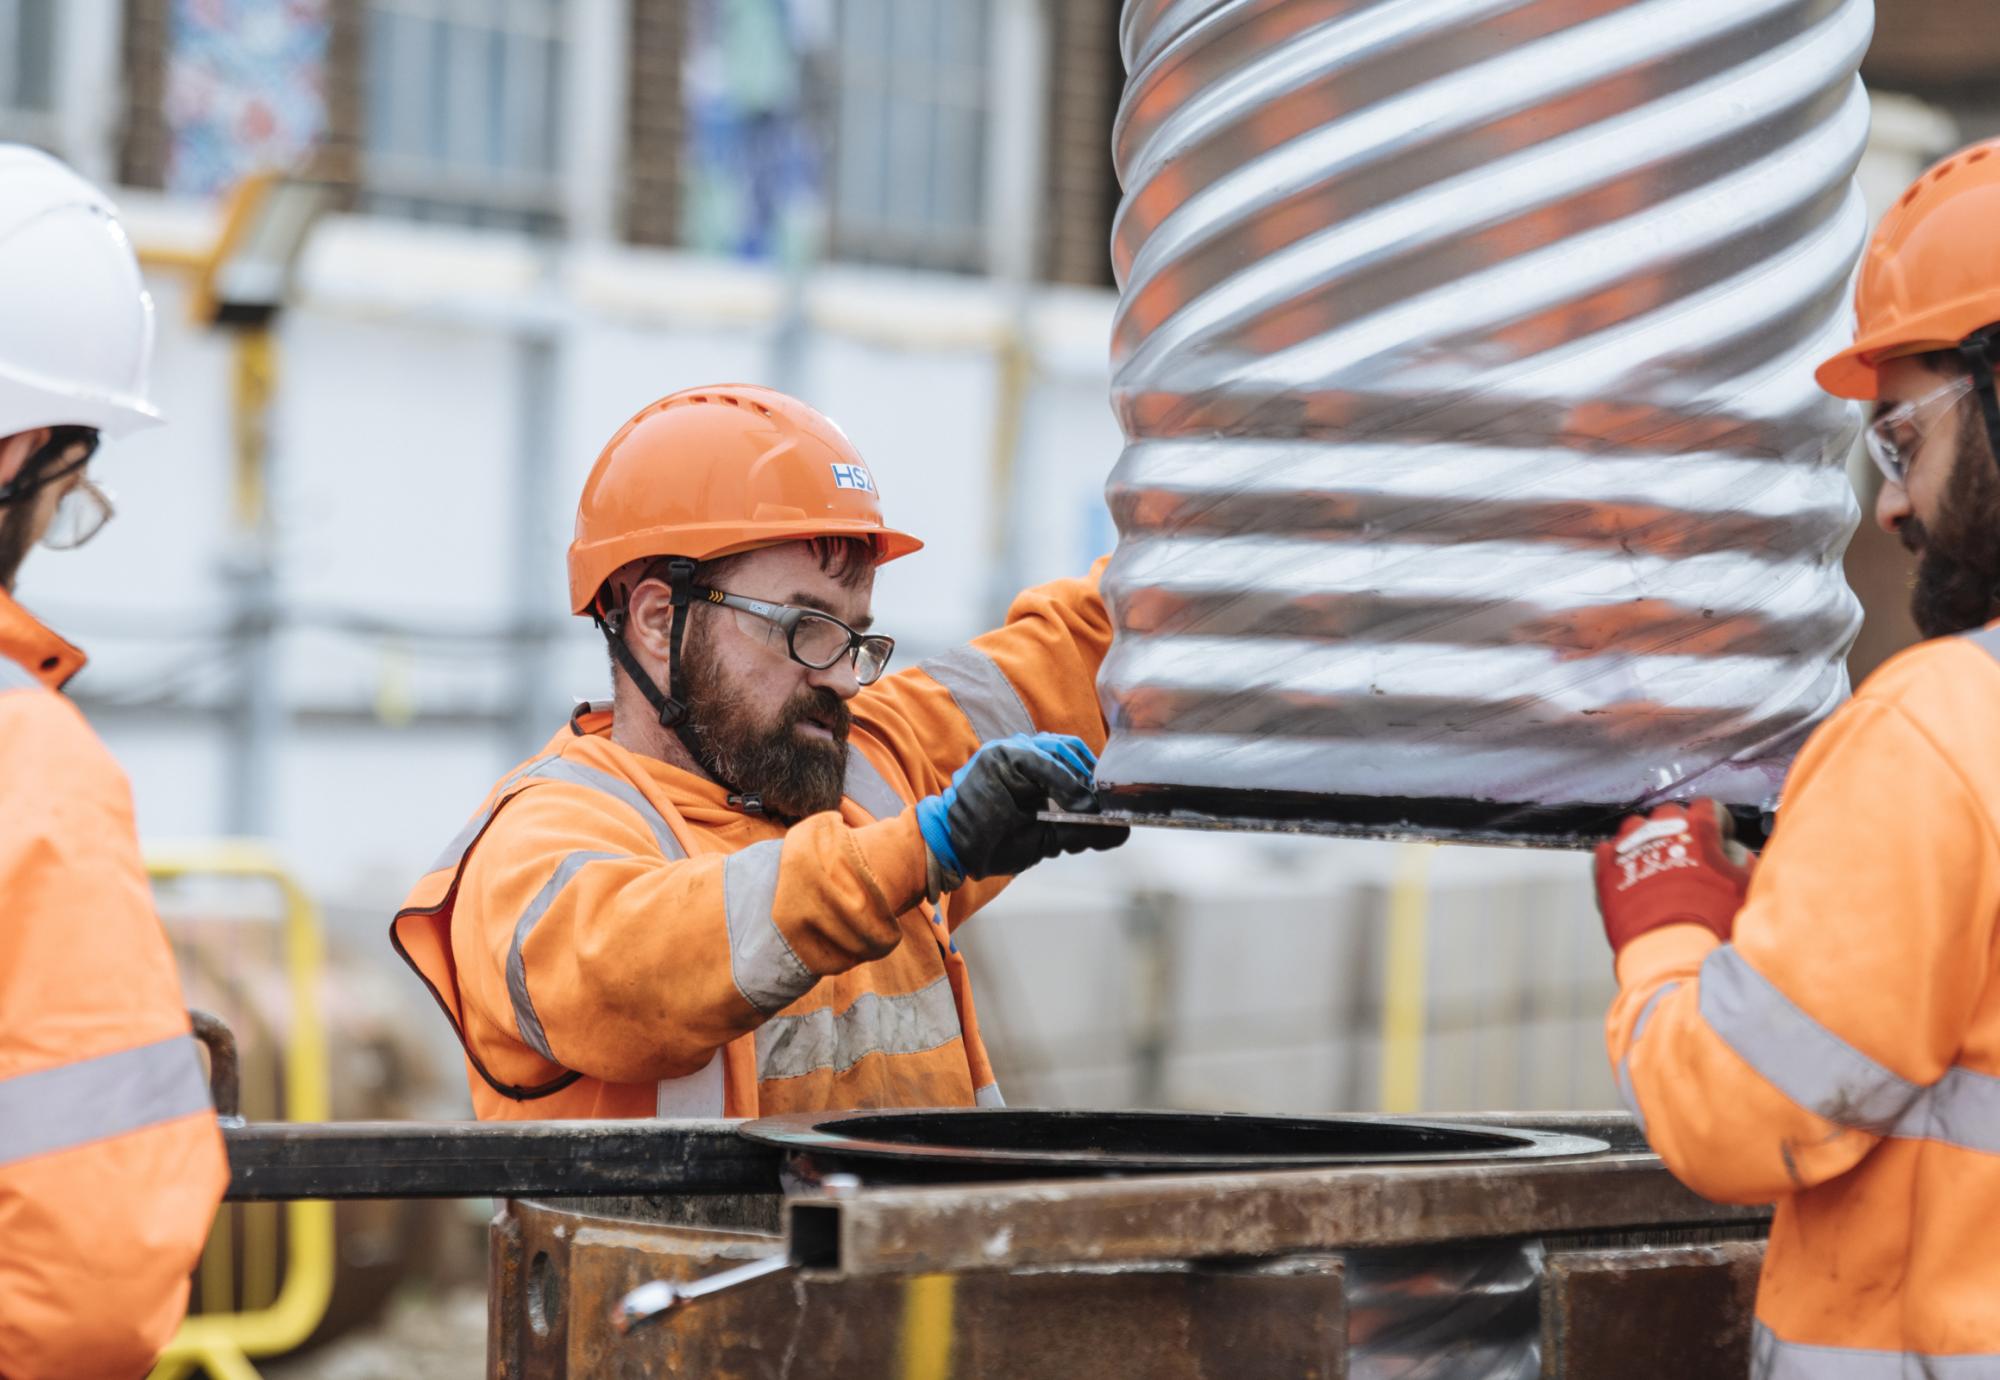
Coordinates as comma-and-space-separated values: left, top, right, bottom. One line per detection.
0, 425, 99, 506
694, 536, 877, 593
1907, 326, 2000, 379
1912, 347, 1973, 376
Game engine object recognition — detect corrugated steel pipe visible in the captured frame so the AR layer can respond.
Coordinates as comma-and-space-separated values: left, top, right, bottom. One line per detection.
1098, 0, 1874, 843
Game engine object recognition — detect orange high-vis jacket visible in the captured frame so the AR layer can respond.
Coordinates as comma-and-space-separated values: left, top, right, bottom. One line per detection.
0, 591, 228, 1380
1608, 621, 2000, 1378
394, 565, 1112, 1118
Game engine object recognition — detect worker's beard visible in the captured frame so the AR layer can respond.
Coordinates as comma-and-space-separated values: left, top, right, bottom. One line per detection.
1900, 421, 2000, 640
677, 629, 851, 822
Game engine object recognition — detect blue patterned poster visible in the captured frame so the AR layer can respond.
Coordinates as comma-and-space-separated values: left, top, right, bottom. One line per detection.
681, 0, 829, 262
165, 0, 331, 197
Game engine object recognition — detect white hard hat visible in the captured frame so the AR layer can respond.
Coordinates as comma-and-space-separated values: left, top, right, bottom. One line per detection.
0, 144, 162, 439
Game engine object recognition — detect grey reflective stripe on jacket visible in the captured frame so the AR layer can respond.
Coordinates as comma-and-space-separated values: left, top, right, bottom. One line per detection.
506, 850, 623, 1061
723, 839, 817, 1016
1700, 945, 1923, 1134
0, 658, 44, 693
1699, 945, 2000, 1153
1965, 623, 2000, 660
657, 1052, 725, 1117
919, 644, 1035, 743
427, 749, 727, 1114
0, 1036, 212, 1168
1886, 1065, 2000, 1155
843, 749, 906, 821
1753, 1322, 2000, 1378
428, 755, 685, 876
1615, 981, 1679, 1133
756, 973, 965, 1083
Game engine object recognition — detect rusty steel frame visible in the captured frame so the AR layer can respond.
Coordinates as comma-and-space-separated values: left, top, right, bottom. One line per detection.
783, 1148, 1768, 1279
211, 1111, 1774, 1379
221, 1120, 782, 1201
217, 1113, 1651, 1205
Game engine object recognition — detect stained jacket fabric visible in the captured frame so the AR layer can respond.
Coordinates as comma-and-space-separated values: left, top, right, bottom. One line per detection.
395, 564, 1112, 1119
0, 590, 227, 1380
1607, 621, 2000, 1377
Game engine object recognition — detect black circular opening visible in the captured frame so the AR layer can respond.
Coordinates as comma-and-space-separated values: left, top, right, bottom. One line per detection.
843, 1109, 1521, 1158
744, 1108, 1607, 1177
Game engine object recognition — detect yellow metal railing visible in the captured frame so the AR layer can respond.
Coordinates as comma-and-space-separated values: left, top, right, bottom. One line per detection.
1378, 843, 1436, 1114
146, 844, 335, 1380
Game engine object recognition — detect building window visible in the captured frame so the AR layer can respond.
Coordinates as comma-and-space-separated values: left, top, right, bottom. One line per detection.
0, 0, 58, 146
361, 0, 566, 230
828, 0, 992, 274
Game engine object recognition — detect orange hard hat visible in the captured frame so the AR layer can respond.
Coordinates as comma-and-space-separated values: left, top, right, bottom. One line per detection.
1817, 138, 2000, 401
567, 384, 922, 615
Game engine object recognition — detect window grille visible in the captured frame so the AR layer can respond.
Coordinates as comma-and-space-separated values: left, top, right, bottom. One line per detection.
828, 0, 992, 274
361, 0, 566, 230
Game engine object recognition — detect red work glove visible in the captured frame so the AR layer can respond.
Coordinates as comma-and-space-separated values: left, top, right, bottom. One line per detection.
1593, 800, 1755, 958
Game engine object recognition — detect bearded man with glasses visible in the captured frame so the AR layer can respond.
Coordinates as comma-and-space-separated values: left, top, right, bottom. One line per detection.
0, 147, 227, 1379
1590, 138, 2000, 1377
396, 384, 1130, 1120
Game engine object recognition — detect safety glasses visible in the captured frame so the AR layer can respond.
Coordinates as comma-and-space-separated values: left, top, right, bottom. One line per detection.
39, 476, 115, 550
700, 586, 895, 685
1865, 375, 1975, 488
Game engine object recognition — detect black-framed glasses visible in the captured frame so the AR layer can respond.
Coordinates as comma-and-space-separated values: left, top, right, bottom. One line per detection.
699, 585, 895, 685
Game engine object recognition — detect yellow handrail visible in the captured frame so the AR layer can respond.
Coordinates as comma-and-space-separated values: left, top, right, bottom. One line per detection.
1378, 843, 1436, 1114
146, 844, 335, 1380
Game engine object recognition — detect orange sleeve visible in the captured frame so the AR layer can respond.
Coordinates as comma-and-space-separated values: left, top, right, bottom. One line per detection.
856, 559, 1115, 925
859, 559, 1113, 799
1608, 647, 2000, 1205
0, 693, 228, 1380
454, 785, 928, 1087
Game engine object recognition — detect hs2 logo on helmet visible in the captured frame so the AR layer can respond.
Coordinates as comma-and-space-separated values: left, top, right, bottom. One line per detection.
830, 463, 877, 494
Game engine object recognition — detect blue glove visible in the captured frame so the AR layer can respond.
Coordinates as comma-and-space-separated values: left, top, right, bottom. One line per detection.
914, 733, 1128, 889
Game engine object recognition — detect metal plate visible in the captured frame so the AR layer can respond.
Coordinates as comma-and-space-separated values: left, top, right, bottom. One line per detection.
743, 1107, 1608, 1176
1042, 795, 1774, 853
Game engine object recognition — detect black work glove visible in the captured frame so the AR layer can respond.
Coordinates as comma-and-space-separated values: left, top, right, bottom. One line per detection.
914, 733, 1130, 891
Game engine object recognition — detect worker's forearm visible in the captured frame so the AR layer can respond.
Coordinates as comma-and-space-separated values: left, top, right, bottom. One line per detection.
503, 812, 923, 1085
964, 558, 1115, 749
1610, 928, 1876, 1204
859, 561, 1115, 802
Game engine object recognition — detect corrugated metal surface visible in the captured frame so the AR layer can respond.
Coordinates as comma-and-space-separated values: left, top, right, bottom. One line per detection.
1098, 0, 1873, 840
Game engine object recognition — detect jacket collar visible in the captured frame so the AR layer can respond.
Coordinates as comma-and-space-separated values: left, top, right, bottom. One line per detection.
563, 701, 786, 832
0, 588, 85, 689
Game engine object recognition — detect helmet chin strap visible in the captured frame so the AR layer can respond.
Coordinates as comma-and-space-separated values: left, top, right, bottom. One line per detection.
593, 557, 763, 815
1952, 327, 2000, 624
1959, 326, 2000, 482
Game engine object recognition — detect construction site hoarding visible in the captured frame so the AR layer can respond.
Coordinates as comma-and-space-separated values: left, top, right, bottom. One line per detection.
1097, 0, 1875, 842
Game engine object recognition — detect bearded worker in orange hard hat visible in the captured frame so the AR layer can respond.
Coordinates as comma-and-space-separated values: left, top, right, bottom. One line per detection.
1593, 138, 2000, 1378
395, 385, 1130, 1118
0, 147, 228, 1378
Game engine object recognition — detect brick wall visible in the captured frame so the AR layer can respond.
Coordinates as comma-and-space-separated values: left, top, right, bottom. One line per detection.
1866, 0, 2000, 96
1042, 0, 1124, 287
116, 0, 169, 188
624, 0, 686, 247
